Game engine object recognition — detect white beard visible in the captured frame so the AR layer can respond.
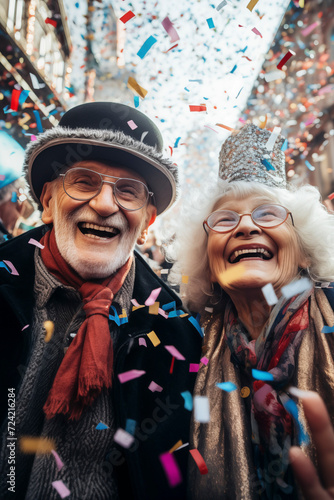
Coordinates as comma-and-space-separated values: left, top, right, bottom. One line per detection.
52, 204, 140, 280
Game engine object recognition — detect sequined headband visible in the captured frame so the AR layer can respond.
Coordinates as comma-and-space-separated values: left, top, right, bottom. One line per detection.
218, 123, 287, 188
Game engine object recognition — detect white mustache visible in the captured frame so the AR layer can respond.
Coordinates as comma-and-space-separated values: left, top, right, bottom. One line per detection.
63, 207, 129, 233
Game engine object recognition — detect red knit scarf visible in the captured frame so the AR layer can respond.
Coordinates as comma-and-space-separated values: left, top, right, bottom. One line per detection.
40, 228, 132, 420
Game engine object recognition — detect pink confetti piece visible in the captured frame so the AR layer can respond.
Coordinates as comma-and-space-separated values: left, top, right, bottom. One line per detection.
3, 260, 19, 276
127, 120, 137, 130
28, 238, 45, 249
22, 324, 30, 331
131, 298, 142, 307
113, 428, 135, 448
52, 480, 70, 498
301, 21, 320, 37
159, 451, 183, 487
0, 175, 6, 181
139, 337, 147, 347
158, 308, 169, 319
164, 345, 185, 361
161, 16, 180, 43
118, 369, 146, 383
148, 381, 163, 392
189, 363, 200, 372
145, 287, 161, 306
251, 27, 262, 38
31, 135, 37, 141
200, 356, 209, 365
51, 449, 64, 471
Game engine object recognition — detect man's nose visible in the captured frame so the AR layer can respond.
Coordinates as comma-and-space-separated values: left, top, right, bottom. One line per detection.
233, 214, 262, 237
88, 183, 120, 217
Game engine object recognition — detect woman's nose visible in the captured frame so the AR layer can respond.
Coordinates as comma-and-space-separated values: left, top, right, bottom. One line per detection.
88, 183, 120, 217
233, 214, 262, 237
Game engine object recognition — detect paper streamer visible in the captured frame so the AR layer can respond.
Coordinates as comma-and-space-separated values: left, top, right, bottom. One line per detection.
281, 277, 313, 299
51, 450, 64, 471
252, 369, 274, 381
96, 422, 109, 430
145, 287, 161, 306
261, 283, 278, 306
265, 127, 281, 151
161, 17, 180, 43
159, 452, 182, 487
119, 10, 135, 24
147, 331, 161, 347
277, 50, 296, 70
113, 428, 135, 448
321, 325, 334, 333
52, 480, 70, 499
28, 238, 45, 249
164, 345, 185, 360
181, 391, 193, 411
194, 396, 210, 423
216, 381, 237, 392
137, 36, 157, 59
189, 449, 209, 474
118, 369, 146, 383
148, 381, 163, 392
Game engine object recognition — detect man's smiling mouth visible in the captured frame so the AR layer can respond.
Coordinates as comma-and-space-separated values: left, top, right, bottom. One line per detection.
229, 247, 273, 263
78, 222, 120, 240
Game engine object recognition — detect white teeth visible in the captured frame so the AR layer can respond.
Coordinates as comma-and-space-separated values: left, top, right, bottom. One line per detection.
83, 233, 111, 240
230, 247, 272, 263
81, 222, 117, 234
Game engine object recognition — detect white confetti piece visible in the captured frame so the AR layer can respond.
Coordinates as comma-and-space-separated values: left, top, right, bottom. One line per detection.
281, 278, 313, 299
265, 127, 281, 151
261, 283, 278, 306
113, 428, 135, 448
194, 395, 210, 423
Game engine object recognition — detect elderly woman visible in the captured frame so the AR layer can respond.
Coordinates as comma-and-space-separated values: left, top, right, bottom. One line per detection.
168, 124, 334, 499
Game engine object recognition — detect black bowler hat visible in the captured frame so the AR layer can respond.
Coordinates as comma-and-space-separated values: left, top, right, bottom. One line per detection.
23, 102, 178, 215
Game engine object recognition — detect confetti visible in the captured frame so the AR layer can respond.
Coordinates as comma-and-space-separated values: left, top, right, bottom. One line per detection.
169, 356, 175, 374
240, 386, 250, 398
51, 450, 64, 471
19, 437, 55, 454
259, 114, 267, 129
321, 325, 334, 333
281, 394, 309, 445
164, 345, 185, 360
125, 418, 137, 435
194, 396, 210, 423
230, 64, 237, 74
134, 95, 139, 108
127, 76, 147, 98
145, 287, 161, 305
137, 36, 157, 59
3, 260, 19, 276
18, 90, 30, 105
52, 480, 70, 499
236, 87, 243, 99
216, 264, 246, 287
149, 302, 160, 315
119, 10, 135, 24
277, 50, 296, 70
189, 105, 207, 112
33, 110, 43, 133
181, 391, 193, 411
215, 123, 234, 131
159, 452, 182, 487
188, 316, 203, 337
161, 17, 180, 43
246, 0, 259, 12
252, 369, 274, 381
265, 127, 281, 151
200, 356, 209, 365
10, 89, 21, 112
305, 160, 315, 171
301, 21, 320, 37
216, 381, 237, 392
28, 238, 45, 249
328, 193, 334, 200
281, 277, 313, 299
261, 158, 275, 171
216, 0, 227, 11
118, 369, 146, 383
30, 73, 45, 89
206, 18, 215, 29
261, 283, 278, 305
174, 137, 181, 148
181, 275, 189, 284
45, 17, 57, 28
251, 27, 262, 38
189, 449, 208, 474
147, 330, 161, 347
162, 301, 176, 311
113, 428, 135, 448
189, 363, 200, 372
22, 324, 30, 331
264, 70, 285, 82
148, 381, 163, 392
44, 321, 54, 343
169, 440, 183, 453
139, 337, 147, 347
96, 422, 109, 430
127, 120, 137, 130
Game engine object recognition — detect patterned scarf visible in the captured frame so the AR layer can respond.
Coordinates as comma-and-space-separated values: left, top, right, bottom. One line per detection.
40, 228, 132, 420
224, 287, 312, 497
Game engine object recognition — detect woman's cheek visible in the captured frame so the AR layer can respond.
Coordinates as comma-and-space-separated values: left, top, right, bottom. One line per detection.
272, 243, 301, 292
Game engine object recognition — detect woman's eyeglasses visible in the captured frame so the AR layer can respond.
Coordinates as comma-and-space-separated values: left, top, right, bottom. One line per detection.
203, 204, 294, 234
59, 167, 154, 211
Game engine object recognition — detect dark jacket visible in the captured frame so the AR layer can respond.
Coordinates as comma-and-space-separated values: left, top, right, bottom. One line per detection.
0, 226, 202, 500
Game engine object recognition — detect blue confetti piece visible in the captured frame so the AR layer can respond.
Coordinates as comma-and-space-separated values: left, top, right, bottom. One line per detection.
125, 418, 137, 435
236, 45, 248, 53
235, 87, 243, 99
96, 422, 109, 430
261, 158, 275, 171
252, 369, 274, 381
75, 2, 79, 7
137, 36, 157, 59
134, 95, 139, 108
33, 110, 43, 133
18, 90, 30, 105
188, 316, 204, 337
184, 87, 190, 92
0, 261, 10, 273
216, 381, 237, 392
305, 160, 315, 171
206, 18, 215, 29
109, 305, 120, 326
322, 325, 334, 333
162, 301, 176, 311
230, 64, 237, 74
181, 391, 193, 411
174, 137, 181, 148
283, 398, 310, 445
11, 192, 17, 202
281, 138, 288, 151
168, 309, 185, 318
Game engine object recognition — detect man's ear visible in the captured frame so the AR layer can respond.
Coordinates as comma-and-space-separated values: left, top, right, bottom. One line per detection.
40, 182, 55, 225
137, 206, 157, 245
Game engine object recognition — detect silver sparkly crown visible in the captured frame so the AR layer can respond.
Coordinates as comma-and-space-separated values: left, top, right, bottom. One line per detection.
218, 123, 287, 188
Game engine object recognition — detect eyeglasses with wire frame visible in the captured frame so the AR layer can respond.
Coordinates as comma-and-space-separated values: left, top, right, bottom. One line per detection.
203, 204, 294, 234
59, 167, 154, 211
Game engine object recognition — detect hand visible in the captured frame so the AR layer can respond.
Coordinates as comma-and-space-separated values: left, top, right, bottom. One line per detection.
289, 391, 334, 499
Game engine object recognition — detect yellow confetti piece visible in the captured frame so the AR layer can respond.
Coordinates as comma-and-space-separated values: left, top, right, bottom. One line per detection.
259, 114, 267, 129
19, 437, 56, 454
127, 76, 148, 99
132, 305, 145, 312
148, 302, 159, 315
181, 275, 189, 284
169, 440, 183, 453
299, 0, 304, 6
44, 321, 54, 343
147, 331, 161, 347
179, 313, 189, 318
246, 0, 259, 11
119, 308, 127, 319
215, 123, 235, 132
217, 264, 246, 287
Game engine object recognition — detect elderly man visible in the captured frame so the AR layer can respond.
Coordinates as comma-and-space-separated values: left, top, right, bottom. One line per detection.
0, 102, 201, 500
